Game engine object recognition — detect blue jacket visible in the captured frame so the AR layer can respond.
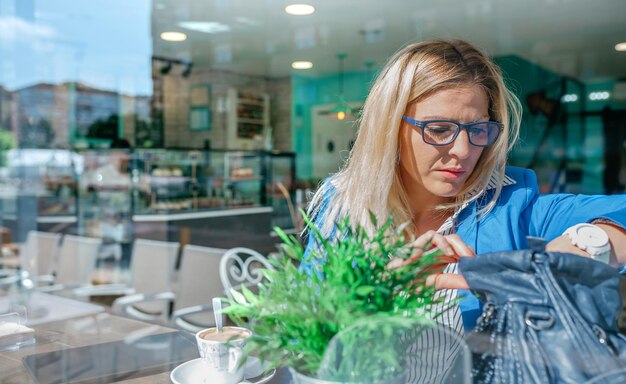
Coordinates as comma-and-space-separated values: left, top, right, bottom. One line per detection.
304, 166, 626, 330
456, 167, 626, 329
457, 166, 626, 255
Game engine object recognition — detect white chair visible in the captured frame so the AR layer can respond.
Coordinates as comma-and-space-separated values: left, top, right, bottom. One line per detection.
171, 245, 227, 331
41, 234, 102, 291
109, 239, 179, 322
0, 231, 61, 287
113, 244, 226, 332
20, 231, 62, 281
219, 247, 274, 301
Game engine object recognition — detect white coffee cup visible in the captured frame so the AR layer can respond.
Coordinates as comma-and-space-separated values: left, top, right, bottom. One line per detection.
195, 326, 252, 384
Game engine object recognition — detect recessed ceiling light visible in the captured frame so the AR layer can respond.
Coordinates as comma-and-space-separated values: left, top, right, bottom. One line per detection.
615, 42, 626, 51
178, 21, 230, 34
160, 31, 187, 42
292, 61, 313, 69
285, 4, 315, 16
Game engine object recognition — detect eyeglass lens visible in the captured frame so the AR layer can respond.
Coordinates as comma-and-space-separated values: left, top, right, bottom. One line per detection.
423, 121, 499, 146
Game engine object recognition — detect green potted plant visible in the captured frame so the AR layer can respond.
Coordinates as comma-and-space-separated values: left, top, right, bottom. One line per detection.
224, 212, 447, 383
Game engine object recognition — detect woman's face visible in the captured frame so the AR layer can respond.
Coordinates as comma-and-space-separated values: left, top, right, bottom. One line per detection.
399, 84, 489, 203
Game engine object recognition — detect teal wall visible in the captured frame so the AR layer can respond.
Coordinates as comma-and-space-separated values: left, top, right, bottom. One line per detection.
292, 56, 623, 193
494, 55, 585, 192
292, 71, 375, 180
580, 81, 626, 193
494, 55, 564, 167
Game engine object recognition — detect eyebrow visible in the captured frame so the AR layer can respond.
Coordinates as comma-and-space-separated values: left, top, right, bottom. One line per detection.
420, 115, 490, 122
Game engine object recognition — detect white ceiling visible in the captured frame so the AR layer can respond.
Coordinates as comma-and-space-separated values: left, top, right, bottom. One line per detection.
152, 0, 626, 82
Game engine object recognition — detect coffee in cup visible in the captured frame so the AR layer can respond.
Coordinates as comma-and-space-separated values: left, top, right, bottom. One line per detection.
198, 327, 251, 343
195, 326, 252, 384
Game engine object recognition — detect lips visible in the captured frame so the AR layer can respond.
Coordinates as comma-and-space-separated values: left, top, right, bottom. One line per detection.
436, 168, 466, 179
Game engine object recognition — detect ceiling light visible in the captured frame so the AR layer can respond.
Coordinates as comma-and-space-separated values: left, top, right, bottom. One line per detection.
615, 42, 626, 52
560, 94, 578, 103
292, 61, 313, 69
160, 31, 187, 42
589, 91, 610, 101
178, 21, 230, 34
285, 4, 315, 16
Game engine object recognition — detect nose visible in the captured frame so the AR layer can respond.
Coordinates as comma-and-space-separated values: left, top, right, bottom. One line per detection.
448, 129, 473, 159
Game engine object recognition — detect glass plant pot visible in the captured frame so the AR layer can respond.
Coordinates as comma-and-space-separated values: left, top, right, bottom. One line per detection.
288, 322, 471, 384
289, 369, 406, 384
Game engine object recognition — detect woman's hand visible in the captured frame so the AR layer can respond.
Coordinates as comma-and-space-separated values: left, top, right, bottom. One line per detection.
387, 231, 474, 290
547, 223, 626, 265
545, 234, 590, 257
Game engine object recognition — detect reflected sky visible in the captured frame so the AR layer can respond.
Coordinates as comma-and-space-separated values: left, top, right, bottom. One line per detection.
0, 0, 151, 95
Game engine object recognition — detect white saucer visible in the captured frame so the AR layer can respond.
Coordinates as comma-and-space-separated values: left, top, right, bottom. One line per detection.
170, 356, 276, 384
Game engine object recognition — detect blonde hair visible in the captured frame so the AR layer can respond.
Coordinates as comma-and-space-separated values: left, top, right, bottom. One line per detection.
307, 39, 521, 236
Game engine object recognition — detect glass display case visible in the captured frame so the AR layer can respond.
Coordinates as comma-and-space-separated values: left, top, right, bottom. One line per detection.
0, 148, 295, 256
130, 149, 203, 214
130, 149, 273, 214
125, 148, 295, 254
71, 148, 295, 227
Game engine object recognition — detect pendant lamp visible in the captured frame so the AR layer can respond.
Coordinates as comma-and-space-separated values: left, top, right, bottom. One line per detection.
319, 53, 359, 120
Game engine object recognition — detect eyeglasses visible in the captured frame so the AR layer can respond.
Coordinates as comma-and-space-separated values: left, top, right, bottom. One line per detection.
402, 116, 503, 147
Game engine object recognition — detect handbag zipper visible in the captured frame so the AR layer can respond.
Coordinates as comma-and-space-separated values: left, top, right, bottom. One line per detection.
480, 302, 496, 323
592, 324, 618, 355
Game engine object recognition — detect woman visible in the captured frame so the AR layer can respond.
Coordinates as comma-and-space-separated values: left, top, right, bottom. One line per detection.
303, 39, 626, 334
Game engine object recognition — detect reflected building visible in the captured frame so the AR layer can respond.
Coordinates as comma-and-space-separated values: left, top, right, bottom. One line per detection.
12, 82, 150, 148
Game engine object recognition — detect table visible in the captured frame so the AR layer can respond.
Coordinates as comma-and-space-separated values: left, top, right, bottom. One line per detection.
0, 312, 291, 383
0, 292, 104, 326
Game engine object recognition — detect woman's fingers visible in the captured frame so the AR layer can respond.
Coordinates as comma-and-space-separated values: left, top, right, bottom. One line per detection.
446, 234, 476, 256
386, 257, 404, 270
403, 231, 436, 264
426, 273, 469, 290
404, 233, 474, 266
405, 232, 447, 265
409, 230, 437, 249
388, 232, 475, 295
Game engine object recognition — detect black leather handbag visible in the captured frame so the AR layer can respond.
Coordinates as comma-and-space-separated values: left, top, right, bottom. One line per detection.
459, 238, 626, 384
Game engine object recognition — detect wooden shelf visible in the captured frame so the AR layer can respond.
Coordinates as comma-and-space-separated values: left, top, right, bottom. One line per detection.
227, 88, 269, 148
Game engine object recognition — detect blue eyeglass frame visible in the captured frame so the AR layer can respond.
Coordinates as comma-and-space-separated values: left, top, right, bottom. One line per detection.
402, 116, 503, 147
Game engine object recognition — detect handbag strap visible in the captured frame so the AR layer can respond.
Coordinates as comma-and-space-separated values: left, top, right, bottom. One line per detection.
532, 248, 618, 376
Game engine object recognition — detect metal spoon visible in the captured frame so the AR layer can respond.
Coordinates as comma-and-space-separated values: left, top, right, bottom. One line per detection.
212, 297, 223, 333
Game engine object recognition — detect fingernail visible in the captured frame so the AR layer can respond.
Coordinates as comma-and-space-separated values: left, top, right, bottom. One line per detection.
387, 258, 403, 269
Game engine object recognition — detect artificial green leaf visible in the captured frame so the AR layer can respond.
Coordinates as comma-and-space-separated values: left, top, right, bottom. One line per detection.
230, 288, 248, 305
225, 210, 456, 379
355, 285, 375, 296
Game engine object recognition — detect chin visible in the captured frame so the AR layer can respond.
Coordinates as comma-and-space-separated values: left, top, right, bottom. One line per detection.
429, 181, 462, 198
428, 188, 460, 199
